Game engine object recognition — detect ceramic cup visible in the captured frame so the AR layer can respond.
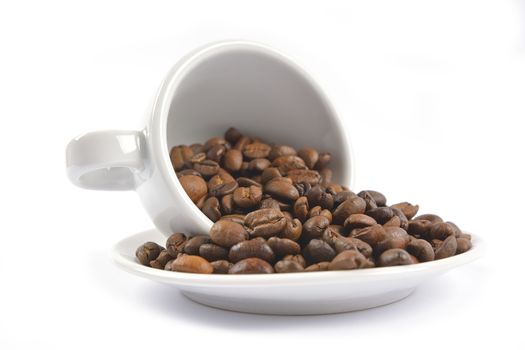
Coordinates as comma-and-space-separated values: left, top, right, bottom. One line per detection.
66, 41, 354, 236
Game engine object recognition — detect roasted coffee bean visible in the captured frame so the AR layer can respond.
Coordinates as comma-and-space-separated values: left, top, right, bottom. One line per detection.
428, 222, 456, 240
335, 237, 373, 258
297, 148, 319, 169
272, 155, 307, 175
170, 145, 193, 171
220, 214, 245, 225
247, 158, 271, 172
199, 243, 228, 262
332, 197, 366, 224
304, 261, 330, 272
233, 136, 252, 151
244, 208, 287, 238
456, 237, 472, 254
149, 250, 172, 269
349, 224, 386, 247
458, 233, 472, 240
208, 171, 238, 197
319, 209, 332, 223
280, 218, 302, 241
228, 238, 275, 263
376, 227, 410, 254
365, 207, 394, 224
259, 198, 281, 210
243, 142, 271, 159
307, 185, 334, 210
286, 169, 321, 185
407, 219, 433, 238
333, 190, 357, 206
430, 239, 443, 250
206, 144, 226, 163
413, 214, 443, 224
220, 194, 234, 215
190, 152, 206, 164
261, 167, 282, 184
308, 205, 322, 218
391, 202, 419, 220
203, 137, 227, 152
344, 214, 377, 231
383, 216, 401, 227
314, 152, 331, 169
167, 254, 213, 274
264, 177, 300, 202
274, 260, 304, 273
209, 220, 248, 248
196, 193, 208, 209
378, 249, 413, 267
293, 196, 309, 222
179, 175, 208, 203
183, 235, 211, 255
136, 242, 162, 266
320, 169, 334, 187
189, 143, 204, 154
202, 196, 221, 222
193, 159, 220, 178
302, 239, 336, 264
446, 221, 462, 237
221, 149, 242, 173
236, 177, 262, 188
406, 239, 435, 262
177, 169, 202, 178
390, 207, 409, 230
358, 190, 386, 207
303, 215, 331, 240
166, 233, 187, 257
233, 186, 263, 208
435, 236, 457, 259
283, 254, 306, 267
269, 145, 297, 161
224, 127, 242, 144
211, 260, 233, 274
359, 191, 378, 211
229, 258, 274, 274
328, 250, 370, 270
267, 237, 301, 258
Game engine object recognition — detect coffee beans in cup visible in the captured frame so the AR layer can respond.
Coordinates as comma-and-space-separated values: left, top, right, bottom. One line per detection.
135, 128, 472, 274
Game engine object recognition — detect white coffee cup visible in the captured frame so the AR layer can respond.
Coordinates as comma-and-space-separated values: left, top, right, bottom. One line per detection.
66, 41, 354, 236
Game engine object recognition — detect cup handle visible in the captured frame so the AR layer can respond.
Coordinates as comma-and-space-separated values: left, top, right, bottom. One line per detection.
66, 130, 146, 191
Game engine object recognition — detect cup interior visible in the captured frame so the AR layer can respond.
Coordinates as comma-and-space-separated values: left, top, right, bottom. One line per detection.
165, 43, 351, 187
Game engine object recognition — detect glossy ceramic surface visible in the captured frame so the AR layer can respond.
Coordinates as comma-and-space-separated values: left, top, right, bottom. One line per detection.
113, 228, 484, 315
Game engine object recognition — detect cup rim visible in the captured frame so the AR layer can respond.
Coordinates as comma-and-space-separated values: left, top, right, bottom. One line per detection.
149, 40, 355, 232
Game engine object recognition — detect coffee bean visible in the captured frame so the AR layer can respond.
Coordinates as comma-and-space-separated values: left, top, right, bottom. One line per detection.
196, 193, 208, 209
282, 254, 306, 267
149, 250, 173, 269
183, 235, 211, 255
229, 258, 274, 274
332, 196, 366, 224
179, 175, 208, 203
302, 239, 336, 264
223, 149, 243, 172
167, 254, 213, 274
359, 191, 378, 211
328, 250, 370, 270
233, 136, 252, 151
314, 152, 331, 169
220, 214, 245, 225
272, 155, 307, 175
220, 194, 234, 215
209, 220, 248, 248
407, 219, 433, 238
428, 222, 456, 240
206, 144, 226, 163
446, 221, 462, 237
243, 142, 271, 159
224, 127, 242, 144
166, 233, 187, 257
211, 260, 233, 274
233, 186, 263, 208
390, 207, 409, 230
261, 167, 282, 184
286, 169, 321, 185
189, 143, 204, 154
391, 202, 419, 220
177, 169, 202, 178
202, 196, 221, 221
248, 158, 271, 172
293, 196, 309, 222
199, 243, 228, 262
456, 237, 472, 254
269, 145, 297, 161
319, 168, 333, 187
280, 218, 302, 241
435, 236, 457, 259
303, 215, 331, 240
267, 237, 301, 258
413, 214, 443, 224
264, 177, 300, 202
365, 207, 394, 224
297, 148, 319, 169
259, 198, 281, 210
336, 237, 373, 257
203, 137, 227, 152
304, 261, 330, 272
306, 185, 334, 210
244, 208, 287, 238
229, 238, 275, 263
193, 159, 220, 178
190, 152, 206, 164
333, 190, 357, 206
349, 224, 386, 247
274, 260, 304, 273
344, 213, 377, 231
136, 242, 163, 266
406, 239, 435, 262
383, 215, 401, 227
376, 227, 410, 254
378, 249, 413, 267
237, 177, 262, 188
358, 190, 387, 207
208, 170, 238, 197
170, 145, 193, 171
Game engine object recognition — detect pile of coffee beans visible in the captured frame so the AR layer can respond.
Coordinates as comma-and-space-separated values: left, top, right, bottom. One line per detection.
135, 128, 472, 274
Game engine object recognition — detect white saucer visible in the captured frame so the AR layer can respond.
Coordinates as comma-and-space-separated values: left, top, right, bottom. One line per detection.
112, 229, 484, 315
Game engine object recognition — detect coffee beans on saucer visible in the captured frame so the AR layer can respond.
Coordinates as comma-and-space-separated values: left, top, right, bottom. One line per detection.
135, 128, 472, 274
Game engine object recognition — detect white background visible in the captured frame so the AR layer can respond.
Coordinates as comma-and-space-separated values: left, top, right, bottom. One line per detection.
1, 0, 524, 349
